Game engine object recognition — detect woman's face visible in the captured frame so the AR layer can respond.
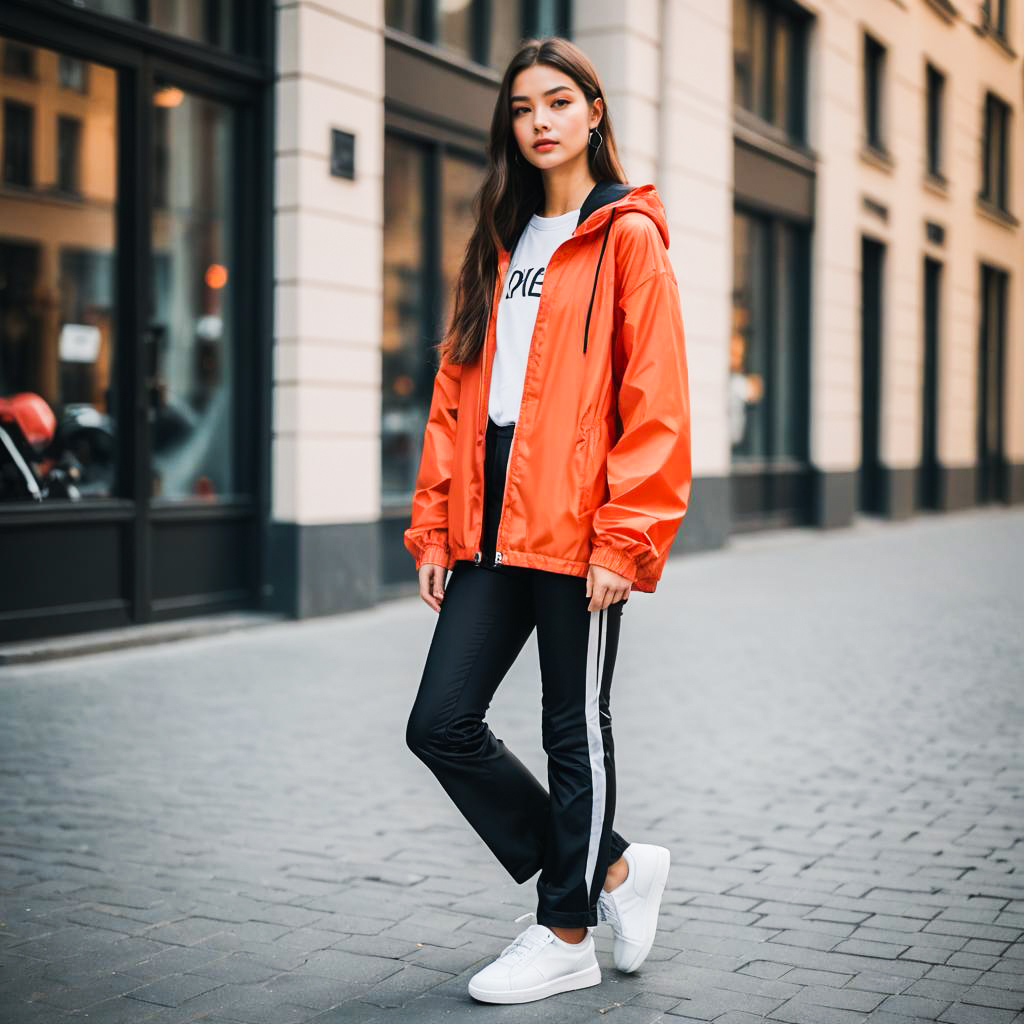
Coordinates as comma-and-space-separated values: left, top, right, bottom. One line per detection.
509, 64, 600, 170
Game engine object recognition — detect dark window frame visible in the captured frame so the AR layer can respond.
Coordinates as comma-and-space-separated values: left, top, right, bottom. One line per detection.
732, 0, 810, 146
925, 61, 945, 182
58, 52, 90, 92
2, 98, 34, 186
2, 39, 37, 78
385, 0, 572, 71
56, 112, 82, 194
982, 0, 1009, 39
863, 31, 888, 157
980, 90, 1011, 212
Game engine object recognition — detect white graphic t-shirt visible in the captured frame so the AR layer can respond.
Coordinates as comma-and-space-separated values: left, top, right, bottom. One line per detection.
488, 205, 580, 425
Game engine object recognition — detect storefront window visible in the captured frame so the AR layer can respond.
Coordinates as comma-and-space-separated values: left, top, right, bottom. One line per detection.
731, 211, 809, 462
381, 134, 429, 506
61, 0, 253, 55
439, 152, 483, 339
148, 81, 236, 501
438, 0, 475, 63
733, 0, 808, 144
386, 0, 572, 69
0, 37, 118, 502
381, 133, 485, 506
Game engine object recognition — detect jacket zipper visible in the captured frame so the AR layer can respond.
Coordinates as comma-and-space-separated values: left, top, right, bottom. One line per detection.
475, 260, 506, 566
493, 420, 517, 565
481, 203, 619, 566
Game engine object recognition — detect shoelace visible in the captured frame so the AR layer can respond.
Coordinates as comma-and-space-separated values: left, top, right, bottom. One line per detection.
497, 912, 550, 964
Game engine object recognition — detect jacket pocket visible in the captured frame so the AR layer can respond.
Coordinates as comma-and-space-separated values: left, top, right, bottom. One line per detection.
574, 423, 600, 517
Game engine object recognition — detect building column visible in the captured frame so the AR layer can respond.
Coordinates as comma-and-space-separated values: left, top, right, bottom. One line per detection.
269, 0, 384, 617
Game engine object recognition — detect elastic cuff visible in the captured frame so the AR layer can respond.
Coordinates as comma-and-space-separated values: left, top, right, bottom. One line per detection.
415, 542, 451, 570
588, 544, 639, 583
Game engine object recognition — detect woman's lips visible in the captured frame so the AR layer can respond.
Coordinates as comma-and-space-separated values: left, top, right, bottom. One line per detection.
534, 141, 556, 150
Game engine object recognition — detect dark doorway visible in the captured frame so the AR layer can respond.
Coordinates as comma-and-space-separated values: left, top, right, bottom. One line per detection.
918, 256, 942, 509
859, 235, 885, 514
978, 263, 1008, 504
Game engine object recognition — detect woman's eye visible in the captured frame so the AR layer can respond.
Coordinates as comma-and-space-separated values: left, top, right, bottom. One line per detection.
512, 99, 569, 116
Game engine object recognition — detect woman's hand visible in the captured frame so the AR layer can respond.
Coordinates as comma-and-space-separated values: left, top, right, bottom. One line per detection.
418, 564, 447, 613
586, 564, 630, 612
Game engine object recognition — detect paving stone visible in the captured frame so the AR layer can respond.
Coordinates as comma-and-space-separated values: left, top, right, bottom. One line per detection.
657, 986, 785, 1020
960, 984, 1024, 1011
878, 992, 955, 1018
939, 1001, 1018, 1024
787, 982, 884, 1012
740, 960, 796, 980
832, 938, 911, 959
122, 971, 225, 1008
764, 997, 867, 1023
900, 944, 956, 964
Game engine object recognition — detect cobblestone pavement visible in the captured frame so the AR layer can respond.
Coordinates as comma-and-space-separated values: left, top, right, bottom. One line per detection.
1, 507, 1022, 1024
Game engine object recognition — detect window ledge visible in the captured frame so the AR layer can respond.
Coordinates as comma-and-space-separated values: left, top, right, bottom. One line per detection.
732, 107, 817, 172
974, 21, 1018, 58
860, 142, 895, 173
730, 456, 809, 474
383, 26, 502, 86
923, 0, 958, 23
924, 171, 949, 198
976, 194, 1019, 229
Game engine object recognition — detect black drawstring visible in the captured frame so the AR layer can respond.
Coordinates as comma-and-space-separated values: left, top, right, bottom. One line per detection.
582, 208, 616, 355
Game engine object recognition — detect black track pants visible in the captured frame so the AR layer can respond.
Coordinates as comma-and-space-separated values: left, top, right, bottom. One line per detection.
406, 416, 631, 929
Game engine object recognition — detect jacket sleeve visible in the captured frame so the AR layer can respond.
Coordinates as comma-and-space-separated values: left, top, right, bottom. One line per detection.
403, 347, 463, 571
588, 223, 692, 585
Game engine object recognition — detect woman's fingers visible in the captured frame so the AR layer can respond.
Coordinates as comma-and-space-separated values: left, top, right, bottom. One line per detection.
588, 584, 630, 612
419, 565, 444, 612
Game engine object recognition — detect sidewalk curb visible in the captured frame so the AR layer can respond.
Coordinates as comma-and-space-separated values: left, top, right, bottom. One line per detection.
0, 611, 287, 667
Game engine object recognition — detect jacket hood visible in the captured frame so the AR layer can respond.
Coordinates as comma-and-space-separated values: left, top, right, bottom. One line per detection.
502, 181, 670, 260
575, 181, 669, 249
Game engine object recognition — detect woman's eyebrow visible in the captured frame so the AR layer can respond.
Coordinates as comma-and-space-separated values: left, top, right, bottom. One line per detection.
509, 85, 573, 102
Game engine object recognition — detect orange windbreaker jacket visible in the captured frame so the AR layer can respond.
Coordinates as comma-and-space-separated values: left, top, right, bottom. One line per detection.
404, 180, 692, 594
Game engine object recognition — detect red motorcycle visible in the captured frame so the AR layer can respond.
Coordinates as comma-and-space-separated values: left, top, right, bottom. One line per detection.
0, 392, 115, 501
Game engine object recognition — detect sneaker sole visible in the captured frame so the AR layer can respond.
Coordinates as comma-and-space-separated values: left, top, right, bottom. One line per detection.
617, 845, 671, 974
468, 961, 602, 1004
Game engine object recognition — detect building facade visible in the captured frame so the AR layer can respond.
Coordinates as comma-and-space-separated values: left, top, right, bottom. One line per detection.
0, 0, 1020, 643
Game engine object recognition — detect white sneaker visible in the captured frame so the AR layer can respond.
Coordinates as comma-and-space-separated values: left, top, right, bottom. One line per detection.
467, 911, 602, 1004
596, 843, 671, 973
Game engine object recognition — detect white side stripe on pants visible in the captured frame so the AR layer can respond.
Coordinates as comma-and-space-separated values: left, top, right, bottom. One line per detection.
583, 606, 609, 895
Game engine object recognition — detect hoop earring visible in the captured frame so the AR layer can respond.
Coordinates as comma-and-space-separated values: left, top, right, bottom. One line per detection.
588, 128, 603, 154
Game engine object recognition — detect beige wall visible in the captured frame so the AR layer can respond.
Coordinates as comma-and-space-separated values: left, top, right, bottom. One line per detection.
273, 0, 384, 524
809, 0, 1022, 474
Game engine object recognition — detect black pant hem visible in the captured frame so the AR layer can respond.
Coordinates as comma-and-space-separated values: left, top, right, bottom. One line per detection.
535, 908, 598, 929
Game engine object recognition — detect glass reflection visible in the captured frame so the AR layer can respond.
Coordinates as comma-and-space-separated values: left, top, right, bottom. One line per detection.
731, 210, 808, 462
0, 36, 118, 502
148, 82, 235, 501
381, 134, 428, 504
60, 0, 245, 54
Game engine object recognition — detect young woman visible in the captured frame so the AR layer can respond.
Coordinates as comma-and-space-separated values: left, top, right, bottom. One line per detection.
403, 36, 691, 1005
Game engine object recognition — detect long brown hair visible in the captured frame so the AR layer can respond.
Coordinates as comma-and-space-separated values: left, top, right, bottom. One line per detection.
440, 36, 628, 367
